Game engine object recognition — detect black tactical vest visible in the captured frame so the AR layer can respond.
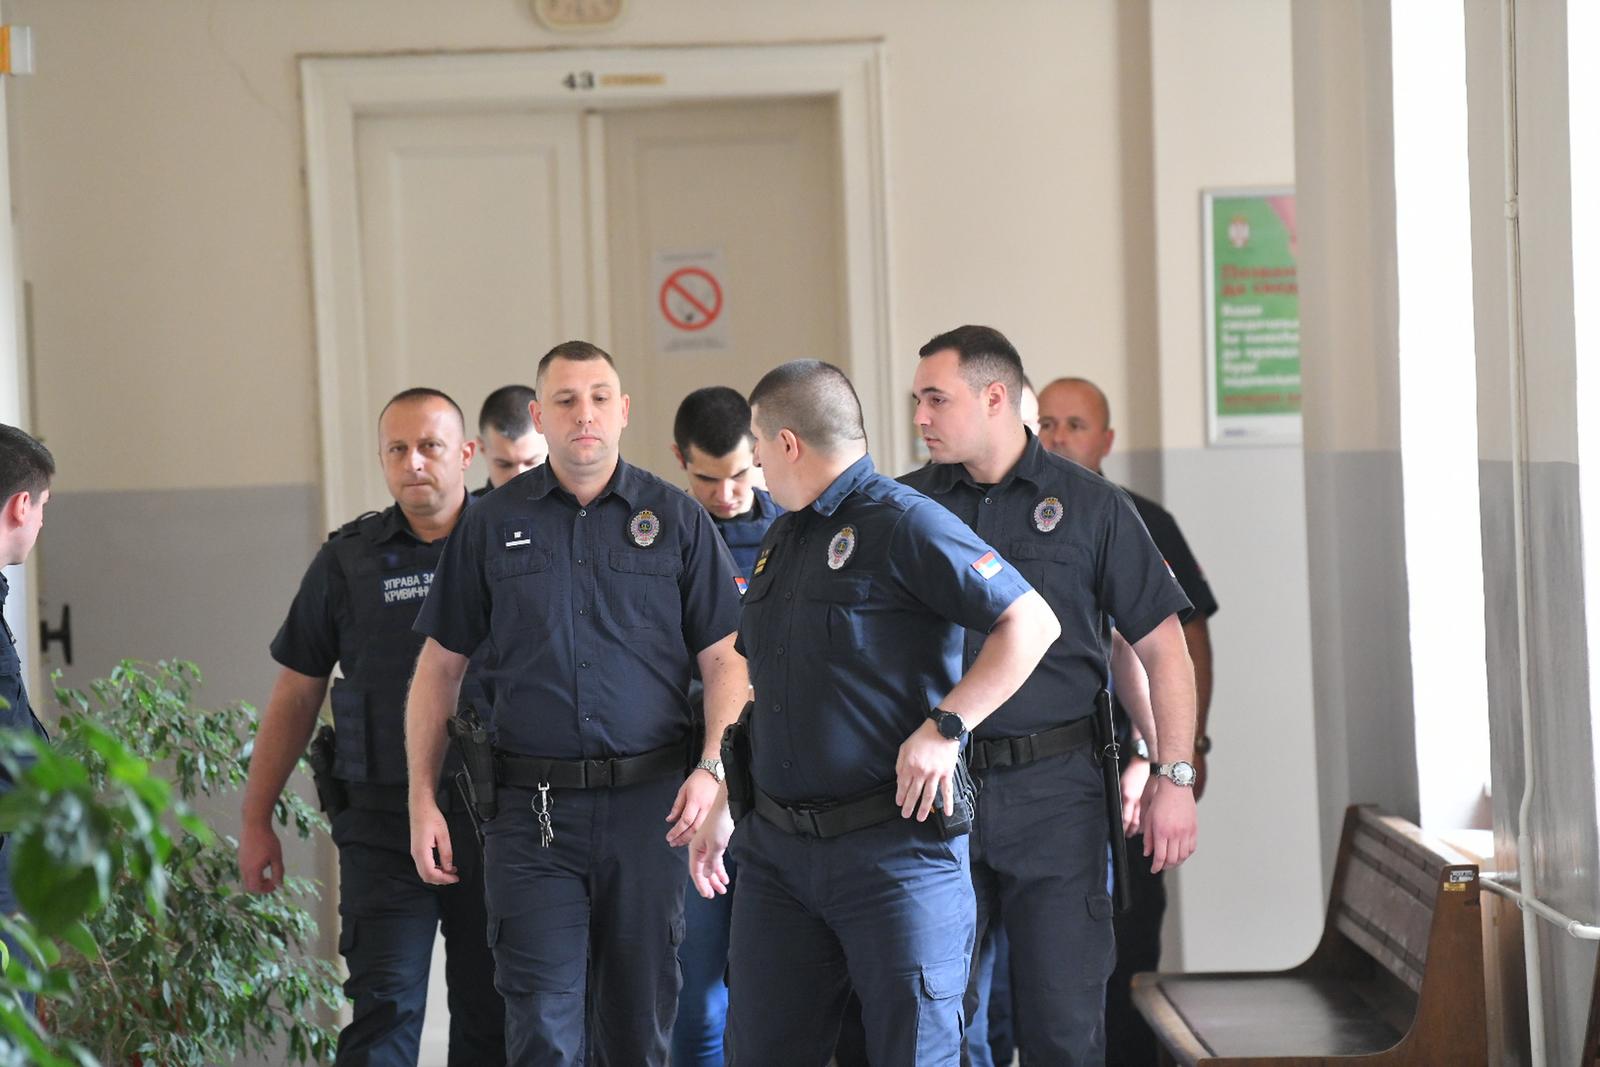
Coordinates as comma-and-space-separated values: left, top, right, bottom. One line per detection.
325, 508, 481, 786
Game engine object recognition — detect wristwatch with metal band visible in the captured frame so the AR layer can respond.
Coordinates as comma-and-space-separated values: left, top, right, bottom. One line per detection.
1152, 760, 1197, 787
695, 758, 726, 784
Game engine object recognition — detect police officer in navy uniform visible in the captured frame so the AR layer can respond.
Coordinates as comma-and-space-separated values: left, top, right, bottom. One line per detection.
475, 385, 548, 497
1037, 375, 1219, 1067
668, 386, 784, 1067
405, 342, 749, 1066
688, 360, 1060, 1067
901, 327, 1200, 1066
0, 424, 55, 1015
239, 388, 505, 1066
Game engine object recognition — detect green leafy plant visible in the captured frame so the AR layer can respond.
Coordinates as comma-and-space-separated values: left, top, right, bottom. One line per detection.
0, 717, 190, 1066
34, 661, 341, 1065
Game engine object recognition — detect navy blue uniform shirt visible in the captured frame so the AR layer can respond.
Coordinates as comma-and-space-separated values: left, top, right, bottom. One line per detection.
900, 431, 1192, 740
714, 487, 784, 580
415, 457, 743, 759
737, 455, 1033, 804
0, 573, 48, 757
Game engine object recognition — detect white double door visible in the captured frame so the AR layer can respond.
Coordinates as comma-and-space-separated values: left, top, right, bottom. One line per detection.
350, 96, 845, 508
349, 97, 844, 1058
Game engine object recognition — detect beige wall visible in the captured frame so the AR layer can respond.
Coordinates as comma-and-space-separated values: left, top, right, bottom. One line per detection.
8, 0, 1149, 493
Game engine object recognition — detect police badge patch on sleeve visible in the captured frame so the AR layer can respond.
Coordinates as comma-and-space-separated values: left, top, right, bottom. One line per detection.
1033, 497, 1064, 533
629, 509, 660, 548
827, 525, 857, 570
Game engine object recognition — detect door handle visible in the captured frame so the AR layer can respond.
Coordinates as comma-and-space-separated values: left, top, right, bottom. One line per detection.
39, 603, 71, 666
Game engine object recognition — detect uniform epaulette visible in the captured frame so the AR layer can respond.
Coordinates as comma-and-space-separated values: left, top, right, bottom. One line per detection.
327, 510, 383, 542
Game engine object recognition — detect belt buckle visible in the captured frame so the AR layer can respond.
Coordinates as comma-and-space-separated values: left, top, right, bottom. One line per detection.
793, 806, 823, 837
586, 759, 612, 788
1010, 735, 1036, 766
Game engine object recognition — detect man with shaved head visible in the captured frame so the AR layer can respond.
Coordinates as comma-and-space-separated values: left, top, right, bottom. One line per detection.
1036, 374, 1220, 1067
689, 359, 1060, 1066
240, 387, 505, 1065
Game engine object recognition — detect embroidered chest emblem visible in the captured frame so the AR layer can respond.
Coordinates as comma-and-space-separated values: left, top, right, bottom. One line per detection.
629, 509, 660, 548
1033, 496, 1064, 533
827, 525, 858, 570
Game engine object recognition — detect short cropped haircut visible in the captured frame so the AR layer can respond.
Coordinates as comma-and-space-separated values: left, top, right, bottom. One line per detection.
0, 424, 55, 503
674, 387, 755, 459
748, 361, 866, 454
478, 385, 537, 439
918, 325, 1026, 414
380, 387, 465, 433
536, 340, 618, 396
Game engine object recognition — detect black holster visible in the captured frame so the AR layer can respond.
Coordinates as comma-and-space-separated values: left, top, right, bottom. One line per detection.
306, 723, 348, 819
1093, 689, 1134, 914
930, 750, 979, 841
721, 701, 755, 821
448, 705, 498, 823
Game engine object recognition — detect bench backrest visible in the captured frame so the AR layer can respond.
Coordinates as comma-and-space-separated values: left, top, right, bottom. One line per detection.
1328, 806, 1477, 994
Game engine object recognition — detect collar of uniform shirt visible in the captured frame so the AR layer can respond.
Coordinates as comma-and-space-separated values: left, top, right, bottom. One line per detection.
521, 456, 645, 509
379, 488, 474, 545
920, 427, 1049, 495
809, 453, 876, 516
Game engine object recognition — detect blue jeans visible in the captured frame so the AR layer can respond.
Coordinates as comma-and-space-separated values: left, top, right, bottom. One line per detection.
673, 857, 736, 1066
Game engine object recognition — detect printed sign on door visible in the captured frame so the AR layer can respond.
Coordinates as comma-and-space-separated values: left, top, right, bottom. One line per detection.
653, 248, 731, 355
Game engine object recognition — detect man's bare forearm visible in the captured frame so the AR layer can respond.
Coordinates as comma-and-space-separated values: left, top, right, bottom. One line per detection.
1133, 615, 1197, 762
1111, 629, 1157, 750
242, 668, 329, 827
697, 633, 748, 761
938, 591, 1059, 730
405, 638, 470, 806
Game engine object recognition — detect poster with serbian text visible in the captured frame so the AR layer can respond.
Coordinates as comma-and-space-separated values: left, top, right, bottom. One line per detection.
1203, 188, 1301, 446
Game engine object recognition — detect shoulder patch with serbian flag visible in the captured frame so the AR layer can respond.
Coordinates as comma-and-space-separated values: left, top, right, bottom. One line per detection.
971, 551, 1004, 580
734, 575, 749, 595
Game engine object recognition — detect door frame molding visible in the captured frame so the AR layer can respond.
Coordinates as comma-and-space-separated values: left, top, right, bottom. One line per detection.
301, 43, 895, 528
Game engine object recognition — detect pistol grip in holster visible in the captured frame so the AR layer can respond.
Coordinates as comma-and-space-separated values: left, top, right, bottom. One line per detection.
721, 702, 755, 821
448, 706, 499, 823
306, 723, 348, 819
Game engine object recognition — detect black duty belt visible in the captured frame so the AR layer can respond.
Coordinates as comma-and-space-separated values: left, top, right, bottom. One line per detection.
968, 715, 1096, 772
343, 782, 467, 815
495, 742, 685, 790
754, 783, 900, 839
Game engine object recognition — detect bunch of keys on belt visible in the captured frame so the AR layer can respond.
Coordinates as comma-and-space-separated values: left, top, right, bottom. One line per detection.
533, 781, 555, 848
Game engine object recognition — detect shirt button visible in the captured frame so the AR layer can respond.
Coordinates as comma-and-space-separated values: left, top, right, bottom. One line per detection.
579, 508, 587, 517
777, 646, 785, 656
782, 760, 792, 769
579, 661, 589, 669
773, 703, 782, 713
784, 591, 794, 601
576, 558, 585, 565
984, 496, 994, 505
798, 537, 808, 545
578, 608, 588, 616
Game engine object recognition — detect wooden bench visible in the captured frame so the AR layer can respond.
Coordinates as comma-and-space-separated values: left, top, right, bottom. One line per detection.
1131, 805, 1488, 1066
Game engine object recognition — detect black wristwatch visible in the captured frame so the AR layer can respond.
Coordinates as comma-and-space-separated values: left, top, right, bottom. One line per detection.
928, 707, 967, 742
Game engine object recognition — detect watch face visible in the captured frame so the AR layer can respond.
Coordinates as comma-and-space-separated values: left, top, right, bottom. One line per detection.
936, 712, 964, 740
1170, 761, 1196, 787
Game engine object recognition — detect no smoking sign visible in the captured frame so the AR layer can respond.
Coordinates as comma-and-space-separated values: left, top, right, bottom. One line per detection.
652, 249, 731, 354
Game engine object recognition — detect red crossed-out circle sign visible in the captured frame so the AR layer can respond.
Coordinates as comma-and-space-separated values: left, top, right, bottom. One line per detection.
659, 266, 724, 332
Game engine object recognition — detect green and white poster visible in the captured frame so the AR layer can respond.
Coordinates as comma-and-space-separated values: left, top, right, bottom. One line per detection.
1203, 188, 1301, 445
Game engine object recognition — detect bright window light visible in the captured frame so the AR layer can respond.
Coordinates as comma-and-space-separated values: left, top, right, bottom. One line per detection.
1392, 0, 1492, 829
